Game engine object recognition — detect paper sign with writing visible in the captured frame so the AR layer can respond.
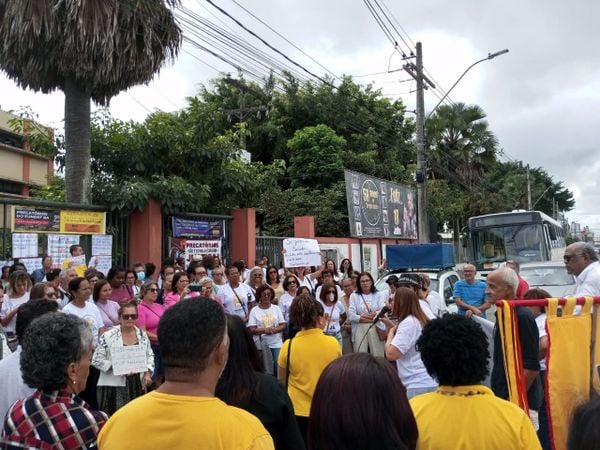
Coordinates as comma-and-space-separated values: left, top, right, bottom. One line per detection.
92, 235, 113, 256
283, 238, 322, 268
18, 257, 43, 273
48, 234, 80, 268
12, 233, 38, 258
184, 239, 222, 263
111, 345, 149, 376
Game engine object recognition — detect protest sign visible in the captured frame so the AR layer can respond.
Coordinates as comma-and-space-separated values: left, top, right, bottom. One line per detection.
12, 233, 38, 258
92, 235, 113, 256
48, 234, 80, 268
18, 257, 43, 273
283, 238, 322, 268
184, 240, 222, 264
111, 345, 149, 376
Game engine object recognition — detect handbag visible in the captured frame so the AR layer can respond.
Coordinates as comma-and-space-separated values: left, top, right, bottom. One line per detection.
285, 337, 293, 389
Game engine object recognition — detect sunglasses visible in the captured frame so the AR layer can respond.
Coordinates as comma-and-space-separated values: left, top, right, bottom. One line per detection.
326, 290, 336, 294
253, 274, 263, 277
268, 270, 277, 274
46, 292, 57, 298
148, 288, 158, 293
288, 280, 298, 285
121, 314, 138, 320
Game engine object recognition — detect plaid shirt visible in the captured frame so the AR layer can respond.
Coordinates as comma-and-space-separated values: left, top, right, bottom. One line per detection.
1, 389, 107, 449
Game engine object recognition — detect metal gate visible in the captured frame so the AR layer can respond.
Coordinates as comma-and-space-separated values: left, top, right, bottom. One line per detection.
256, 236, 286, 268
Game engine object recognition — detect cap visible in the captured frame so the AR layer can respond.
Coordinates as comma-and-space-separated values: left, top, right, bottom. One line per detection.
386, 275, 399, 284
396, 273, 422, 289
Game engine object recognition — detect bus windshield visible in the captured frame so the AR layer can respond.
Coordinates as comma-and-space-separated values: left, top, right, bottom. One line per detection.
470, 224, 548, 270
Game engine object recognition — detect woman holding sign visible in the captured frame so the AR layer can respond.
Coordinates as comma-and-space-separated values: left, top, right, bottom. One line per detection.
92, 302, 154, 415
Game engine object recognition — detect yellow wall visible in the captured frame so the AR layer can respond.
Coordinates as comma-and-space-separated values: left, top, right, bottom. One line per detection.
29, 158, 49, 186
0, 149, 23, 182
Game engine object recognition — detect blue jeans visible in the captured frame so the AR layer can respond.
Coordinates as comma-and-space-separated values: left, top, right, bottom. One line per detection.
262, 345, 280, 376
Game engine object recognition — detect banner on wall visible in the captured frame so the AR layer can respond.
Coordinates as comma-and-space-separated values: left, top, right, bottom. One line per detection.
60, 210, 106, 234
184, 240, 222, 264
48, 234, 80, 268
172, 217, 223, 238
343, 169, 417, 239
11, 206, 60, 233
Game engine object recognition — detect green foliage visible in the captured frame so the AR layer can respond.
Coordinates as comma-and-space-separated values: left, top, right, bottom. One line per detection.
287, 124, 345, 189
7, 107, 62, 160
29, 176, 66, 202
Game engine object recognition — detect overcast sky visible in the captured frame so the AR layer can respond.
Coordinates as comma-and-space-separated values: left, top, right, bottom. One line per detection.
2, 0, 599, 232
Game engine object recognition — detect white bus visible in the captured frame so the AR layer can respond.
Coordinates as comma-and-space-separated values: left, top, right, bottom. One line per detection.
468, 210, 567, 272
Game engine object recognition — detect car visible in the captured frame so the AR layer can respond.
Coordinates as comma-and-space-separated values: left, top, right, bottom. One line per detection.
519, 261, 576, 298
375, 268, 460, 314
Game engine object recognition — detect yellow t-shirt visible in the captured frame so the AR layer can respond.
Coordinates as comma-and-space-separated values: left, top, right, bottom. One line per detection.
277, 328, 341, 417
409, 385, 541, 450
98, 391, 274, 450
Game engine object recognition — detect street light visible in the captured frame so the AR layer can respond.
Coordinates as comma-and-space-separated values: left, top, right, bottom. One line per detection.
426, 49, 509, 120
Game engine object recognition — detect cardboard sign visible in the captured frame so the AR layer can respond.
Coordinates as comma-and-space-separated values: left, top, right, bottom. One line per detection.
283, 238, 322, 268
12, 233, 38, 258
111, 345, 149, 376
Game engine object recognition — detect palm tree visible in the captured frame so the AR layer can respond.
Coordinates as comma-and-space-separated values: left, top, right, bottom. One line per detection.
0, 0, 181, 203
426, 103, 498, 189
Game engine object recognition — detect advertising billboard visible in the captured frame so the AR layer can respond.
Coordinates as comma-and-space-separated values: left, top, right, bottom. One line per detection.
344, 169, 417, 239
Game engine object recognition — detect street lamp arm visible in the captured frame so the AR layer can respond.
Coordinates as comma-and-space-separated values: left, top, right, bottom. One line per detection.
532, 185, 553, 210
426, 49, 509, 120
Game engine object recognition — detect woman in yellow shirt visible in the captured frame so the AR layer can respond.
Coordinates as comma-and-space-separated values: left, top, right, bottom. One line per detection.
277, 294, 341, 442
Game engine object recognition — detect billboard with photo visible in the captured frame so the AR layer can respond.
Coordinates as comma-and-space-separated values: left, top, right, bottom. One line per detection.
344, 169, 417, 239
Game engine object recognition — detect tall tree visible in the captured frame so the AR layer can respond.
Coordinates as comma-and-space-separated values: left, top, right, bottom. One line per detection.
426, 103, 498, 189
0, 0, 181, 203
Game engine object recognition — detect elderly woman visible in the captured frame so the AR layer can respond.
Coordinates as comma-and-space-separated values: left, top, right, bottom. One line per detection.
246, 266, 265, 296
199, 276, 223, 307
2, 313, 107, 448
136, 281, 165, 387
94, 279, 121, 329
92, 302, 154, 415
0, 270, 32, 343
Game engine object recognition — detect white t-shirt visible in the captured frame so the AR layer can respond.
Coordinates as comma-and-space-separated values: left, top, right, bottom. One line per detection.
62, 301, 103, 347
317, 299, 346, 336
535, 313, 548, 371
247, 304, 285, 349
0, 347, 35, 422
314, 285, 343, 301
220, 283, 255, 319
390, 315, 437, 389
279, 293, 294, 322
419, 300, 435, 320
1, 293, 30, 333
348, 292, 385, 323
425, 291, 443, 317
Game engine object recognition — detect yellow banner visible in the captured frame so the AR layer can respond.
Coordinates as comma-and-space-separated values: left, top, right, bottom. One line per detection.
59, 210, 106, 235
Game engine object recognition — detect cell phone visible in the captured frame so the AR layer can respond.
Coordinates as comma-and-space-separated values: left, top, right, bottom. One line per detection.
189, 285, 201, 292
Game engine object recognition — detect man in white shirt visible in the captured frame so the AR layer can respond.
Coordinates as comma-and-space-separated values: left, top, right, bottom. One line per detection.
564, 242, 600, 296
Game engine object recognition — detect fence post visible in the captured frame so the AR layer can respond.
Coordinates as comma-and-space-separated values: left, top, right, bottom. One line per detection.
128, 200, 162, 275
231, 208, 256, 265
294, 216, 315, 238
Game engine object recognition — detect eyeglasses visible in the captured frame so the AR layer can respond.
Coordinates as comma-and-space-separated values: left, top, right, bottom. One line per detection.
563, 254, 582, 262
268, 270, 277, 274
121, 314, 138, 320
148, 288, 158, 293
195, 271, 207, 276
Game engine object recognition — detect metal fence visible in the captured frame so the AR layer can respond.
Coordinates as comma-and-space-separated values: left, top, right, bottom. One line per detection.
0, 197, 128, 269
256, 236, 286, 268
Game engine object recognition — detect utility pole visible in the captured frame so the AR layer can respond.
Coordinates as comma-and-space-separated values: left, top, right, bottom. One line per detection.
404, 42, 436, 243
222, 74, 268, 153
526, 164, 532, 209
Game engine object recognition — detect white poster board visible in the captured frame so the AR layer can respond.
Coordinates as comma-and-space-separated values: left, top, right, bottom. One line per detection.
283, 238, 322, 268
91, 255, 112, 276
471, 315, 495, 388
18, 257, 43, 273
12, 233, 38, 258
48, 234, 80, 268
111, 345, 149, 376
92, 235, 112, 256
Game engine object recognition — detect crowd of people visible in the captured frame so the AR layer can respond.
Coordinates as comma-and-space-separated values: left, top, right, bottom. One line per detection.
0, 245, 598, 449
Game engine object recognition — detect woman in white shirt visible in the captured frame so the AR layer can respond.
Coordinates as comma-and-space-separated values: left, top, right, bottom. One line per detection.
247, 285, 286, 376
382, 286, 437, 399
317, 282, 346, 347
348, 272, 386, 356
0, 271, 31, 344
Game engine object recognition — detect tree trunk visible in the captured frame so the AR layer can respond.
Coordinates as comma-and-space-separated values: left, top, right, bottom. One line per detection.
64, 78, 91, 204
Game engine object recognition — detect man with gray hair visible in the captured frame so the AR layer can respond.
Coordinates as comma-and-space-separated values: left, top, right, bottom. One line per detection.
485, 267, 542, 415
563, 242, 600, 296
57, 268, 77, 308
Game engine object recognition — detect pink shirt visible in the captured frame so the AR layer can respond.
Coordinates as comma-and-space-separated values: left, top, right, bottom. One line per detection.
110, 285, 134, 305
95, 300, 121, 328
164, 291, 200, 309
136, 302, 165, 343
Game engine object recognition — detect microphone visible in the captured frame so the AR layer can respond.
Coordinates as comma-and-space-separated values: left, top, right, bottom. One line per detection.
373, 306, 391, 323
